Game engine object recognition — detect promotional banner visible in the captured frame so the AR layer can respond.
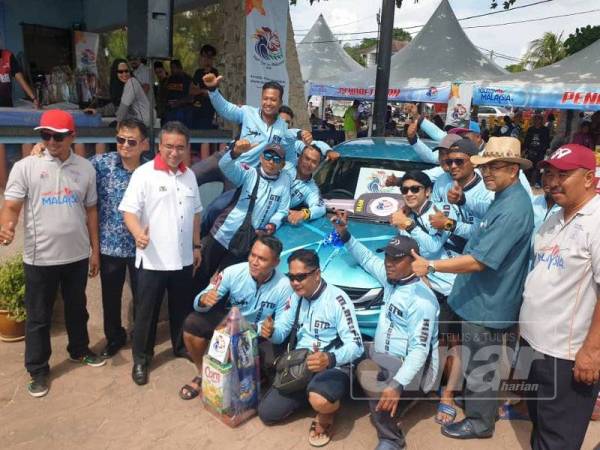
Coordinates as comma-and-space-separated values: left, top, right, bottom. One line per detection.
74, 31, 99, 75
308, 83, 451, 103
445, 83, 472, 128
245, 0, 289, 107
473, 85, 600, 111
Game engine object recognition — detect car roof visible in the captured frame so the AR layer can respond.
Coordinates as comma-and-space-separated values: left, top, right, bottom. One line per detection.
334, 137, 437, 162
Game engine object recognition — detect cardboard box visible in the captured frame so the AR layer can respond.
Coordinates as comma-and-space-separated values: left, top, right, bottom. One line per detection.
202, 355, 232, 414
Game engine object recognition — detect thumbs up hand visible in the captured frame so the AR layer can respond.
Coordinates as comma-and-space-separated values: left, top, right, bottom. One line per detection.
0, 221, 15, 246
410, 249, 430, 277
428, 205, 448, 231
260, 315, 274, 339
200, 288, 220, 308
135, 225, 150, 249
202, 73, 223, 89
447, 181, 464, 205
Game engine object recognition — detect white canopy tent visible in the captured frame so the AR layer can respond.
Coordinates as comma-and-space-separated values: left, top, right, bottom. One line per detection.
310, 0, 507, 102
473, 39, 600, 110
297, 14, 365, 91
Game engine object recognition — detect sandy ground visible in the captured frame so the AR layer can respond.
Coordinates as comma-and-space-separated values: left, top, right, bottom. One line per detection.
1, 205, 599, 450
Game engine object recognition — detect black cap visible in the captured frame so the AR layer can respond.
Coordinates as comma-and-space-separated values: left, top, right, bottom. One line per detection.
263, 143, 285, 159
448, 138, 479, 156
376, 235, 419, 258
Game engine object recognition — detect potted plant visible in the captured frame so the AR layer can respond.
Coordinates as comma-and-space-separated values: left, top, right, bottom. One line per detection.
0, 254, 26, 342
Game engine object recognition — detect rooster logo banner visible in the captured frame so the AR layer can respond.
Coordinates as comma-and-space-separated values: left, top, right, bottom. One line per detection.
246, 0, 289, 107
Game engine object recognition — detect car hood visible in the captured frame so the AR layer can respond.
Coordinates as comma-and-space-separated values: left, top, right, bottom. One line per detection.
276, 216, 397, 289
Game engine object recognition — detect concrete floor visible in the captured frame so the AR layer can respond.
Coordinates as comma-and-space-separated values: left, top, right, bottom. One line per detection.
1, 201, 600, 450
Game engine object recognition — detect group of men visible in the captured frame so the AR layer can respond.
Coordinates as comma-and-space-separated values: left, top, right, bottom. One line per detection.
0, 72, 599, 450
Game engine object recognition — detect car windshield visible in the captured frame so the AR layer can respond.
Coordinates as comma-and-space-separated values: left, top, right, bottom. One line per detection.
314, 157, 435, 199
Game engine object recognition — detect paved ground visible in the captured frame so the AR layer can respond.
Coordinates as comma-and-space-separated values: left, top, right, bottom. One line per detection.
1, 202, 600, 450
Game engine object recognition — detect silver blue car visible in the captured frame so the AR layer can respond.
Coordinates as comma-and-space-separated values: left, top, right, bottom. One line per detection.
275, 137, 436, 338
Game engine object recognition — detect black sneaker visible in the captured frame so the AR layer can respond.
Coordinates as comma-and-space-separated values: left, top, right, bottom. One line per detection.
27, 375, 49, 398
69, 351, 107, 367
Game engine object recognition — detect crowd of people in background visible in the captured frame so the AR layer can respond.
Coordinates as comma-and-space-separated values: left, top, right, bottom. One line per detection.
1, 41, 600, 450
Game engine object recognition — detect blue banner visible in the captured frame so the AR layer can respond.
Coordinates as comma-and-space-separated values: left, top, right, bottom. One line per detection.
473, 85, 600, 111
309, 83, 452, 103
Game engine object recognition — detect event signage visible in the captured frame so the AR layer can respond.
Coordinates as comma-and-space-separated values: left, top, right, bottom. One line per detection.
445, 83, 472, 128
308, 83, 451, 103
245, 0, 289, 107
473, 85, 600, 111
74, 31, 99, 75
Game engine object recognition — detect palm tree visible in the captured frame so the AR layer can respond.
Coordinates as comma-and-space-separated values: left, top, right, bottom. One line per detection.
522, 32, 566, 69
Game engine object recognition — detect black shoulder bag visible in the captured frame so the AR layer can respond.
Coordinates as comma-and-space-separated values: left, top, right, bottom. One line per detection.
228, 171, 260, 257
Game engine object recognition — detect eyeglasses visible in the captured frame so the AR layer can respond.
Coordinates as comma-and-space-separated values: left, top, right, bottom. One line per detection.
400, 185, 424, 195
286, 268, 317, 282
116, 136, 139, 147
40, 131, 71, 142
442, 158, 468, 167
479, 163, 512, 173
263, 151, 282, 164
117, 69, 130, 74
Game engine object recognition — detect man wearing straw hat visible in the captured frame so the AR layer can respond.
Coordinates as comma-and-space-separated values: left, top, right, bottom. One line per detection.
411, 136, 534, 440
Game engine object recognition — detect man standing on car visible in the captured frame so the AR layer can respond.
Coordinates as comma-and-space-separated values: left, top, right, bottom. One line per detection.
411, 137, 533, 440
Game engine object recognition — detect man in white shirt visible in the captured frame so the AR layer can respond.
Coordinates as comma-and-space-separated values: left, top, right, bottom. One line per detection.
120, 121, 202, 386
520, 144, 600, 450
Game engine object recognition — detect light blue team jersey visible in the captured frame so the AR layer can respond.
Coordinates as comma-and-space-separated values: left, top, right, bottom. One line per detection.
284, 166, 326, 220
400, 201, 460, 296
271, 281, 364, 367
194, 262, 293, 334
346, 237, 439, 392
213, 151, 291, 249
531, 194, 561, 237
208, 90, 298, 166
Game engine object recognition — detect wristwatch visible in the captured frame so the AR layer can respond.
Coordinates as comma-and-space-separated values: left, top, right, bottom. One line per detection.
427, 261, 436, 274
443, 218, 456, 232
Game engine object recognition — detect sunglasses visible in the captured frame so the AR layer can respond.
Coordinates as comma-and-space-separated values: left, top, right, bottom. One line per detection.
117, 69, 130, 74
479, 163, 512, 173
442, 158, 467, 167
400, 185, 424, 195
116, 136, 139, 147
286, 268, 317, 282
263, 151, 282, 164
40, 131, 71, 142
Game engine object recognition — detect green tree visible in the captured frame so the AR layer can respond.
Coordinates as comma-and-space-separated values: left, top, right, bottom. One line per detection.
505, 63, 526, 73
522, 31, 566, 69
564, 25, 600, 56
343, 28, 411, 66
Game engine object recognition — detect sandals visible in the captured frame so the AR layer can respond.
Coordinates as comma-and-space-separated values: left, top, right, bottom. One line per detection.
435, 401, 457, 425
179, 376, 202, 400
308, 418, 333, 447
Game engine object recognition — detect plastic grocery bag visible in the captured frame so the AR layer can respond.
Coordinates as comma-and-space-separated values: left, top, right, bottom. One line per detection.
202, 307, 260, 427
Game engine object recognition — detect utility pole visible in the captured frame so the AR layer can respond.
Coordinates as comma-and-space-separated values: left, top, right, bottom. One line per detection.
373, 0, 395, 137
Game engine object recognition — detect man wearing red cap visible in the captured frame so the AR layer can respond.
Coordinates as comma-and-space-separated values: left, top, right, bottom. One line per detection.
520, 144, 600, 450
0, 110, 104, 398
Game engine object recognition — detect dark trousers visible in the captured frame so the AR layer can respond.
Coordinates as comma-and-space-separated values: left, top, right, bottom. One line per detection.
460, 321, 512, 434
100, 254, 137, 344
132, 263, 194, 365
526, 351, 600, 450
192, 233, 246, 297
24, 259, 90, 377
190, 149, 233, 190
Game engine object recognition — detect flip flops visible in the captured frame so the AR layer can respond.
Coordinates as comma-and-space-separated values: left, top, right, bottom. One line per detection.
499, 401, 529, 421
308, 419, 333, 447
179, 376, 202, 400
435, 401, 457, 425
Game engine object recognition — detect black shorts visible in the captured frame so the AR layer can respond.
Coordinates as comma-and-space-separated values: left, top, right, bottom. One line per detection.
434, 291, 462, 339
182, 301, 228, 339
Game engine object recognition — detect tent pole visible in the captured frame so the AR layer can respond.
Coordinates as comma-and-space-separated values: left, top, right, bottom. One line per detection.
373, 0, 395, 137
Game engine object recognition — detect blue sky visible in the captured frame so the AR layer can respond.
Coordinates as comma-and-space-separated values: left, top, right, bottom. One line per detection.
290, 0, 600, 66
